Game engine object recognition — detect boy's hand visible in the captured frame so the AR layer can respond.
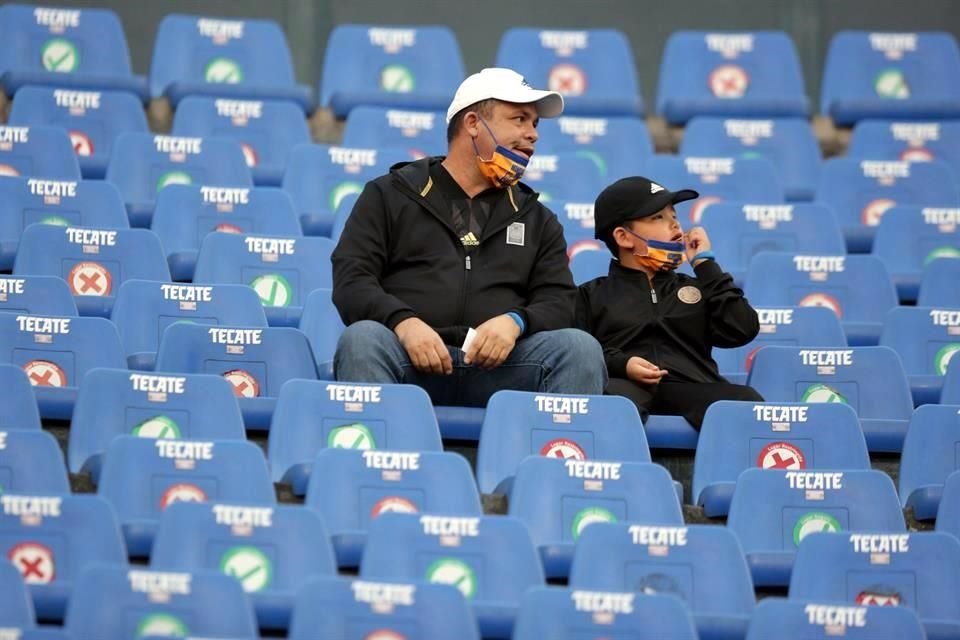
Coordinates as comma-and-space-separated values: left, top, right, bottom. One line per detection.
626, 356, 668, 385
685, 226, 712, 264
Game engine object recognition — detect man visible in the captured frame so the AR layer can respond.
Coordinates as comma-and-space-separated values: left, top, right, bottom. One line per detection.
332, 67, 605, 405
576, 176, 762, 428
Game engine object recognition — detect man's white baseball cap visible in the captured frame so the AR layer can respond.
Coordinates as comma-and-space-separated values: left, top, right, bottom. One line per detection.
446, 67, 565, 123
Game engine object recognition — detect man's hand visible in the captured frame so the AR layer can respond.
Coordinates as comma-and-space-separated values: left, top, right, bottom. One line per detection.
626, 356, 668, 385
684, 226, 712, 264
395, 317, 453, 375
464, 314, 522, 369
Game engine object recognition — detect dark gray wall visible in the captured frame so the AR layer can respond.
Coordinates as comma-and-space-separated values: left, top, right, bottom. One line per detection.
54, 0, 960, 109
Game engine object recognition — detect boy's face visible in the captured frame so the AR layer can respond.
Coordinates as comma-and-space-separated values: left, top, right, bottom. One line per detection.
625, 204, 684, 244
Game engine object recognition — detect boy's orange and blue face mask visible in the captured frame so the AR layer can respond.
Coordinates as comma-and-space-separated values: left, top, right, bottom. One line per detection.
620, 226, 686, 271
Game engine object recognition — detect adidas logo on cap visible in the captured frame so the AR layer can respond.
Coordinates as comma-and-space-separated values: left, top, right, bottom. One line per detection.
650, 182, 665, 194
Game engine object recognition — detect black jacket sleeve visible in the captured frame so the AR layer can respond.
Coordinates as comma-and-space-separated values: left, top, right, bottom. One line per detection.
331, 181, 417, 330
514, 211, 577, 334
576, 283, 632, 379
693, 259, 760, 348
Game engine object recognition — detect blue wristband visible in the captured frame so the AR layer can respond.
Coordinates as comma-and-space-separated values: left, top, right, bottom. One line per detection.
506, 312, 526, 335
693, 251, 716, 263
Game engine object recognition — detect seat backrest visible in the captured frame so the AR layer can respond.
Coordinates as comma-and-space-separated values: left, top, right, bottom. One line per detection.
821, 31, 960, 125
297, 288, 344, 375
519, 152, 604, 203
0, 363, 41, 431
693, 401, 870, 502
0, 275, 76, 321
936, 470, 960, 540
476, 390, 650, 495
341, 106, 447, 158
744, 253, 898, 325
154, 323, 318, 399
287, 576, 479, 640
898, 405, 960, 508
319, 24, 465, 117
657, 31, 808, 124
789, 531, 960, 619
873, 206, 960, 275
945, 360, 960, 403
496, 28, 642, 116
745, 597, 926, 640
360, 513, 543, 606
880, 306, 960, 375
268, 380, 442, 485
850, 120, 960, 175
919, 258, 960, 307
569, 523, 755, 616
535, 116, 652, 182
712, 307, 848, 379
68, 368, 246, 476
513, 586, 698, 639
644, 155, 785, 225
0, 559, 33, 627
569, 245, 611, 285
0, 125, 80, 180
0, 430, 70, 494
64, 565, 258, 639
548, 200, 596, 245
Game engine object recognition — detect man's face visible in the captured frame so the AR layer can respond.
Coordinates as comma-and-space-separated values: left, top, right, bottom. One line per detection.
625, 204, 684, 245
471, 101, 540, 160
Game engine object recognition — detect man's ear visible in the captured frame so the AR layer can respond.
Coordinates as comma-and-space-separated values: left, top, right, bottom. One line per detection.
462, 111, 481, 138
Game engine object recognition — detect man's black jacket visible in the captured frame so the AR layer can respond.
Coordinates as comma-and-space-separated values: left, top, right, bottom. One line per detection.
332, 157, 576, 347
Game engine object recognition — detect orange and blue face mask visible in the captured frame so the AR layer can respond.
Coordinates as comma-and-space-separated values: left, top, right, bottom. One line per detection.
621, 226, 686, 271
472, 118, 528, 188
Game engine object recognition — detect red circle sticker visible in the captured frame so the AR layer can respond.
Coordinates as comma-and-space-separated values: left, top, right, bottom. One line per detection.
567, 239, 604, 260
899, 147, 934, 163
0, 164, 20, 177
370, 496, 419, 519
548, 63, 587, 95
798, 293, 843, 319
757, 441, 807, 470
69, 130, 94, 156
68, 261, 113, 297
23, 360, 67, 388
224, 369, 260, 398
240, 142, 258, 167
861, 198, 896, 227
855, 591, 901, 607
688, 195, 722, 224
159, 483, 208, 510
365, 631, 406, 640
745, 346, 762, 372
709, 64, 749, 98
540, 438, 587, 460
214, 222, 244, 234
8, 542, 56, 584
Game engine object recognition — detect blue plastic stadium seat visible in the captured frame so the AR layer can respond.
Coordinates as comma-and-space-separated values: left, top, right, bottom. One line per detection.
154, 323, 317, 430
68, 368, 246, 481
693, 400, 869, 517
682, 118, 820, 201
0, 494, 126, 621
509, 458, 683, 578
937, 470, 960, 540
172, 97, 310, 185
329, 192, 360, 243
476, 390, 650, 495
360, 513, 543, 639
282, 144, 409, 236
789, 531, 960, 640
193, 233, 334, 327
569, 523, 754, 640
287, 576, 480, 640
0, 4, 147, 99
701, 203, 845, 287
514, 586, 699, 640
548, 200, 595, 246
873, 207, 960, 302
151, 502, 336, 630
1, 632, 70, 640
821, 31, 960, 126
9, 86, 148, 179
64, 565, 258, 639
0, 126, 79, 181
0, 276, 76, 318
919, 259, 960, 308
268, 379, 442, 495
0, 364, 42, 432
945, 360, 960, 403
880, 307, 960, 405
306, 449, 482, 567
319, 24, 465, 118
497, 28, 642, 117
0, 430, 70, 494
0, 314, 125, 420
342, 106, 447, 158
151, 184, 302, 282
0, 177, 129, 271
747, 346, 914, 452
0, 559, 33, 627
105, 132, 252, 228
744, 253, 898, 346
535, 116, 653, 182
518, 152, 604, 203
815, 158, 959, 252
149, 14, 312, 110
899, 405, 960, 520
644, 155, 785, 226
297, 288, 343, 380
14, 225, 169, 318
111, 280, 267, 370
657, 31, 809, 125
729, 468, 905, 587
850, 120, 960, 177
713, 307, 847, 386
746, 598, 926, 640
569, 247, 611, 285
97, 435, 275, 557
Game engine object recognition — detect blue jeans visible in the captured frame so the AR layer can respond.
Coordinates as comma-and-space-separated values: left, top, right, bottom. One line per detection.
334, 320, 607, 407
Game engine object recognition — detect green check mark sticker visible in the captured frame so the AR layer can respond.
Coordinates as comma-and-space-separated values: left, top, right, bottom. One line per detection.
220, 545, 272, 593
204, 57, 244, 84
425, 557, 477, 599
250, 273, 293, 307
327, 423, 376, 450
41, 39, 80, 73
